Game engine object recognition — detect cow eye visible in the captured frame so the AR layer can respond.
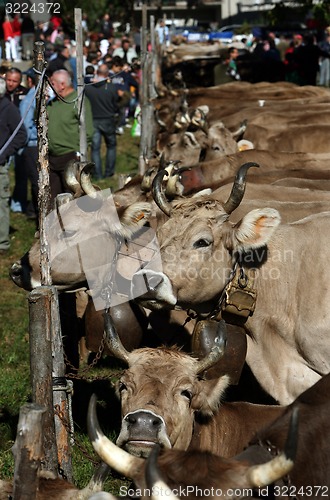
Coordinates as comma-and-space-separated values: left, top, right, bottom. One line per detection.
181, 389, 192, 401
118, 382, 127, 393
193, 238, 211, 248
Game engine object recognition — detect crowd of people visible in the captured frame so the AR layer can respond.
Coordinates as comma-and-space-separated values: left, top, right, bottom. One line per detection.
0, 11, 144, 253
1, 11, 330, 254
216, 27, 330, 86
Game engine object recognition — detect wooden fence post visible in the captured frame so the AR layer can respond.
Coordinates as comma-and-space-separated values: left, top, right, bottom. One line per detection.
32, 41, 73, 480
12, 403, 46, 500
75, 7, 87, 161
139, 10, 157, 175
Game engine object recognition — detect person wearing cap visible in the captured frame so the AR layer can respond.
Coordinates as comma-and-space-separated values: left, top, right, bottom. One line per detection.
112, 37, 137, 65
0, 77, 27, 253
16, 67, 39, 221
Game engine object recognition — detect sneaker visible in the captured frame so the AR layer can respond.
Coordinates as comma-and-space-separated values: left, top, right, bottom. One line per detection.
116, 127, 124, 135
125, 123, 132, 128
10, 200, 22, 213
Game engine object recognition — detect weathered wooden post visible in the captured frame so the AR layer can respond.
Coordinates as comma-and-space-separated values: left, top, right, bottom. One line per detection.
75, 7, 87, 161
12, 403, 46, 500
31, 41, 73, 480
138, 8, 157, 175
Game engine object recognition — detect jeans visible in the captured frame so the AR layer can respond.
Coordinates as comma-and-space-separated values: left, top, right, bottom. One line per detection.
91, 118, 116, 179
0, 164, 10, 251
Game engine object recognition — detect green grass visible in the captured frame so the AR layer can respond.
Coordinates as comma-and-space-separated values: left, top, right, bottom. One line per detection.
0, 125, 141, 491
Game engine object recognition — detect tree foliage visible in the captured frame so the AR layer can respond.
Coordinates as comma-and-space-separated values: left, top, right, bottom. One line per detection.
266, 0, 330, 29
60, 0, 136, 33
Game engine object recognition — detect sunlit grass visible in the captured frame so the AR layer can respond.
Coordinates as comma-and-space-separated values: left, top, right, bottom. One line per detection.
0, 126, 141, 489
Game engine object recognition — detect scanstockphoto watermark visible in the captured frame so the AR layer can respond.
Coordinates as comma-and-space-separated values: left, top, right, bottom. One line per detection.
164, 262, 293, 283
119, 485, 272, 497
44, 189, 162, 310
162, 246, 295, 266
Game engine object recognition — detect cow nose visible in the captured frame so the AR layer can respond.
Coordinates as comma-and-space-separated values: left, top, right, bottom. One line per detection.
9, 262, 23, 286
125, 411, 163, 438
10, 262, 22, 277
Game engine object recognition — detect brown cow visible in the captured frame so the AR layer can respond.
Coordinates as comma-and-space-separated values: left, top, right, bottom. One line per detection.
88, 396, 298, 499
101, 313, 281, 458
132, 163, 330, 404
87, 317, 330, 494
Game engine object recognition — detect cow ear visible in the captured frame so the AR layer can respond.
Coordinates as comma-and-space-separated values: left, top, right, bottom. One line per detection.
191, 375, 230, 416
119, 202, 152, 234
232, 208, 281, 252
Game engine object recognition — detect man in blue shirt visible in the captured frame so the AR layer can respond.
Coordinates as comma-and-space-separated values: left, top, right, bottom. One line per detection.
19, 67, 39, 221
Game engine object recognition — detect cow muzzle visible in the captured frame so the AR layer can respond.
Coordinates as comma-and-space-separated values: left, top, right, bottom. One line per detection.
116, 409, 171, 458
131, 270, 177, 310
9, 259, 33, 290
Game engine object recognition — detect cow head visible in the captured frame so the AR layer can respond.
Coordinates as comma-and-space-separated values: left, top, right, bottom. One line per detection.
88, 393, 297, 498
10, 191, 152, 292
103, 312, 230, 458
131, 163, 281, 314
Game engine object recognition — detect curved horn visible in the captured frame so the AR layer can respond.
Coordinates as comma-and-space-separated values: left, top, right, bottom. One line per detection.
152, 169, 172, 217
195, 321, 227, 375
103, 311, 130, 364
159, 152, 167, 171
165, 165, 190, 199
146, 446, 180, 500
87, 394, 143, 477
64, 160, 82, 197
248, 407, 298, 487
141, 166, 157, 193
155, 109, 167, 129
80, 162, 100, 198
223, 162, 259, 215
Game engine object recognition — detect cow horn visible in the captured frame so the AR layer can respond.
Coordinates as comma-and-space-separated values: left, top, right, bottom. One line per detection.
152, 169, 172, 217
248, 407, 298, 487
165, 165, 190, 199
159, 151, 167, 170
223, 162, 259, 215
64, 160, 82, 196
141, 166, 158, 193
155, 109, 167, 129
103, 311, 130, 364
195, 320, 227, 375
80, 162, 100, 198
146, 446, 180, 500
87, 394, 143, 477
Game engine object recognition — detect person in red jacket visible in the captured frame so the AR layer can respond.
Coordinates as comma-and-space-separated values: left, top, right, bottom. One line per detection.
2, 16, 19, 62
11, 14, 22, 61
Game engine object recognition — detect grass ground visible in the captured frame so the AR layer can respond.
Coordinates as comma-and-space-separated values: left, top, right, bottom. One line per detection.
0, 125, 140, 492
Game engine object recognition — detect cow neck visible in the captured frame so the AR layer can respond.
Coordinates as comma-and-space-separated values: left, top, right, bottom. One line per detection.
206, 254, 257, 326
